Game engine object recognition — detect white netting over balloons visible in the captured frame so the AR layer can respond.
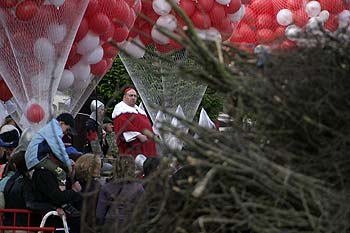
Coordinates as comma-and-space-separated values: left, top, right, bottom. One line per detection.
0, 0, 89, 127
54, 0, 141, 117
119, 46, 207, 124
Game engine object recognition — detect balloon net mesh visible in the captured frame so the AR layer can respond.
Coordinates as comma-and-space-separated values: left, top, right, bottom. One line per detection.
231, 0, 350, 50
0, 0, 88, 127
120, 46, 207, 123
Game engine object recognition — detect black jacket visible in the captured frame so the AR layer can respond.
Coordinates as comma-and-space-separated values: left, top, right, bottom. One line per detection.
31, 169, 82, 209
3, 171, 54, 226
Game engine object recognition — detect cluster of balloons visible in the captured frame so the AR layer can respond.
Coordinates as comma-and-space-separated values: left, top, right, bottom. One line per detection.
131, 0, 245, 53
230, 0, 350, 50
0, 0, 66, 21
61, 0, 141, 91
0, 0, 90, 125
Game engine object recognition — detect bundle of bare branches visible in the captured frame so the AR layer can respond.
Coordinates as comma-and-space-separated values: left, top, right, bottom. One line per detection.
114, 20, 350, 233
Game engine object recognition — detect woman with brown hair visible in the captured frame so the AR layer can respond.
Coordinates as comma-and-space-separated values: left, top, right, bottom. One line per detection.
74, 153, 102, 233
96, 155, 144, 231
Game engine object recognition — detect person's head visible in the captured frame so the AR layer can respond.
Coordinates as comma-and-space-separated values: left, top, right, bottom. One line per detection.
143, 157, 160, 177
56, 113, 76, 135
123, 87, 138, 107
75, 153, 102, 183
102, 117, 114, 133
11, 150, 27, 175
90, 100, 105, 119
114, 155, 135, 179
1, 115, 16, 129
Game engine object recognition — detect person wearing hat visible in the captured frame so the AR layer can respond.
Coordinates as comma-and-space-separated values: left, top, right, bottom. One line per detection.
102, 116, 118, 160
25, 113, 77, 190
85, 100, 106, 157
112, 87, 157, 158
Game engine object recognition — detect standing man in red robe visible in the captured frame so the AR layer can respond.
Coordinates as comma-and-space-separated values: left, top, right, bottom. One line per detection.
112, 87, 157, 157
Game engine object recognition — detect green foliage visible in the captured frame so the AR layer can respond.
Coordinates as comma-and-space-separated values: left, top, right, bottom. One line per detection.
97, 57, 133, 115
197, 87, 224, 121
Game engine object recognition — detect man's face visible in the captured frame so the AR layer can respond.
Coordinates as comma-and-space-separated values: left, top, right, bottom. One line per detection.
60, 123, 70, 134
98, 106, 106, 118
105, 123, 113, 133
123, 89, 138, 107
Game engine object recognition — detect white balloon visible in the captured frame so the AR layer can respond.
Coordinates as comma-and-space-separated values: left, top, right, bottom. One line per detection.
77, 31, 100, 55
228, 5, 245, 22
285, 25, 302, 41
195, 28, 222, 41
305, 1, 321, 17
277, 9, 293, 26
120, 38, 145, 58
338, 10, 350, 28
33, 37, 55, 63
156, 15, 177, 31
82, 45, 104, 64
47, 23, 67, 44
318, 10, 329, 22
153, 0, 171, 16
49, 0, 65, 7
70, 61, 91, 82
72, 77, 90, 90
151, 26, 170, 44
215, 0, 230, 5
58, 69, 74, 90
306, 17, 323, 30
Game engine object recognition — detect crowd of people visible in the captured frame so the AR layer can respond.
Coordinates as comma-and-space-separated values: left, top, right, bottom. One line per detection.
0, 87, 162, 232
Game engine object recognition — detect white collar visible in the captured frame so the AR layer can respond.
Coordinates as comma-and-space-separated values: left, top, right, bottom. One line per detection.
112, 101, 146, 118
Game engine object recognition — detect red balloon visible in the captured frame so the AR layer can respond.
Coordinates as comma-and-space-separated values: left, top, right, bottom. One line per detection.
0, 0, 17, 8
287, 0, 303, 11
197, 0, 214, 12
89, 13, 111, 35
179, 0, 196, 17
139, 24, 153, 45
75, 17, 89, 42
85, 0, 99, 19
169, 39, 183, 50
225, 0, 241, 14
91, 59, 108, 76
209, 3, 226, 25
124, 0, 134, 7
191, 10, 211, 29
242, 7, 256, 25
271, 0, 287, 12
26, 103, 45, 123
113, 26, 129, 42
0, 80, 12, 102
133, 1, 142, 14
238, 24, 257, 43
250, 0, 274, 15
125, 9, 136, 28
12, 29, 34, 53
109, 0, 130, 26
106, 58, 113, 70
319, 0, 345, 13
324, 14, 338, 31
257, 28, 275, 43
279, 39, 296, 50
256, 14, 276, 30
156, 43, 173, 53
15, 0, 38, 21
67, 54, 81, 68
293, 9, 308, 28
102, 43, 118, 58
274, 26, 285, 38
100, 23, 115, 41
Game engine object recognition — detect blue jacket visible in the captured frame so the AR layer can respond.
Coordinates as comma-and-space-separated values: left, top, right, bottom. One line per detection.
25, 119, 71, 170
